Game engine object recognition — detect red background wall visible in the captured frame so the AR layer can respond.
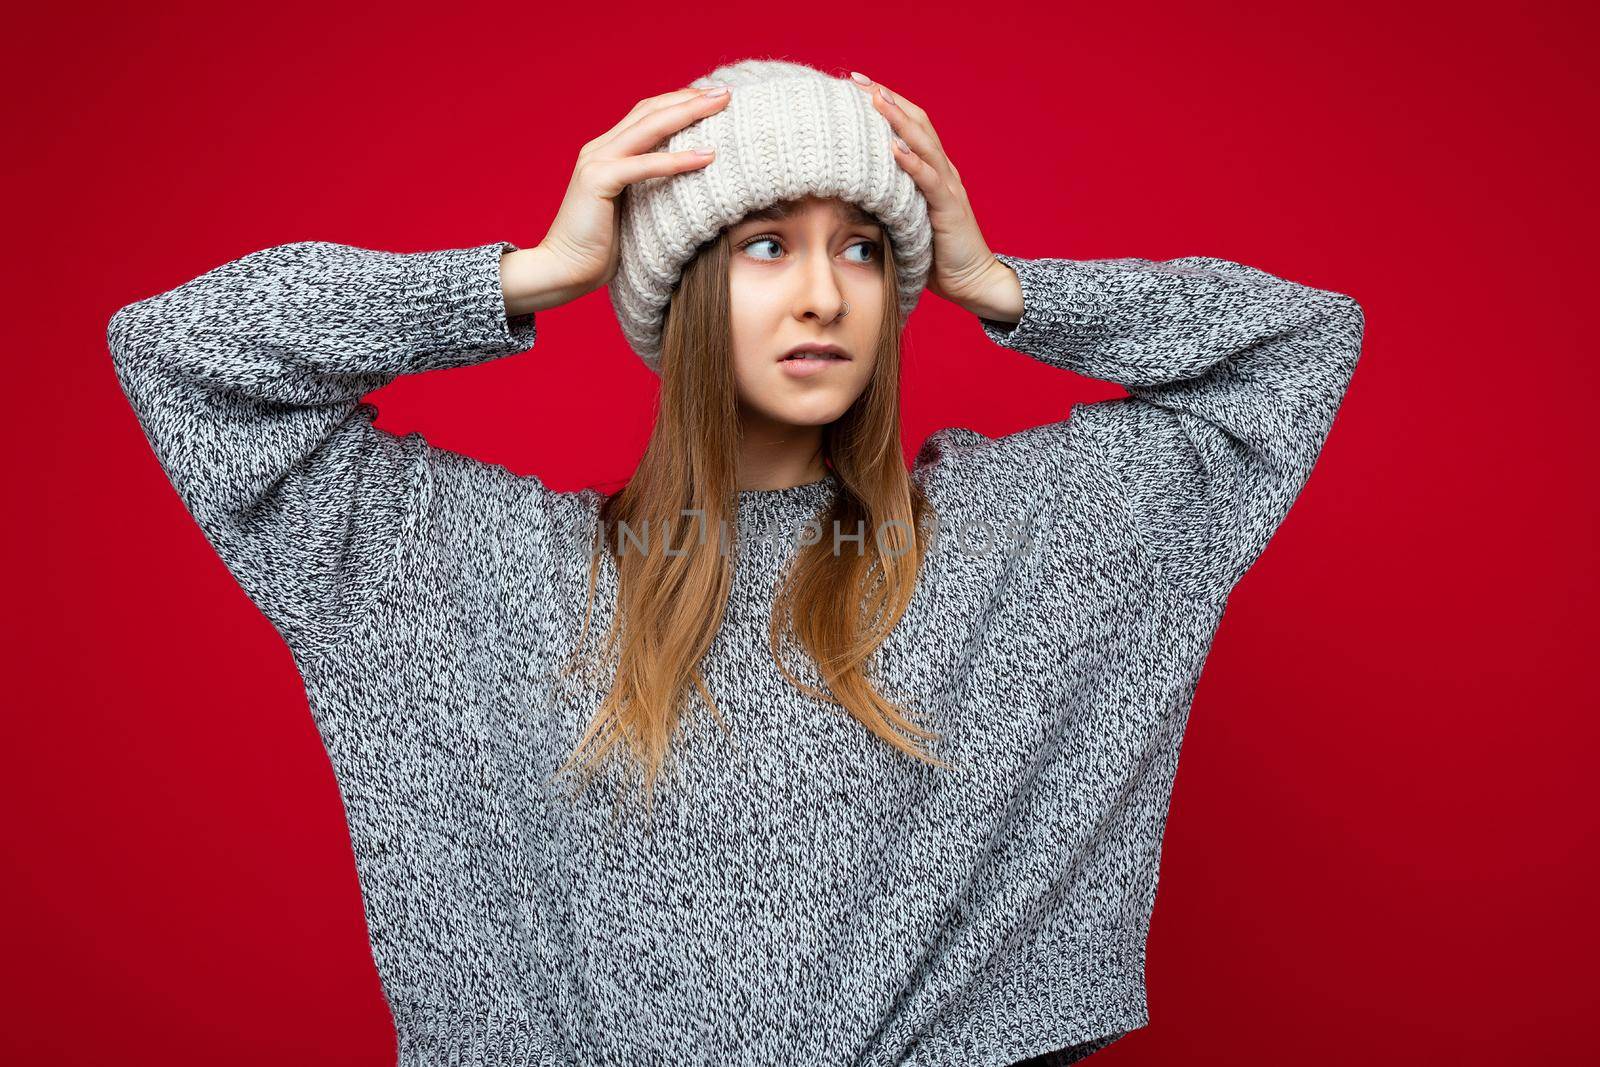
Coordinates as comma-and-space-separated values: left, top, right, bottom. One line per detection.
4, 1, 1594, 1063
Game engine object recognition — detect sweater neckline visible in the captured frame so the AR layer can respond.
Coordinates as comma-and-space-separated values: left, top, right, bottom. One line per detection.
734, 471, 839, 521
736, 470, 836, 498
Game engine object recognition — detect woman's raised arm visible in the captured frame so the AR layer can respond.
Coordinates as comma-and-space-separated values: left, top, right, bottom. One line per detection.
106, 239, 537, 657
104, 84, 742, 659
977, 251, 1365, 605
837, 75, 1365, 604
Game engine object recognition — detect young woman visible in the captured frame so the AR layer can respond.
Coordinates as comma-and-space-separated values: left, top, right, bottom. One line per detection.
107, 59, 1364, 1067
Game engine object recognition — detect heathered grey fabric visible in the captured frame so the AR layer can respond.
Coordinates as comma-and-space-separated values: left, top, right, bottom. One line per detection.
106, 238, 1364, 1066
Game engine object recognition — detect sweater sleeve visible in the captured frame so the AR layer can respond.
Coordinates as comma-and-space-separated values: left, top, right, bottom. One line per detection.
106, 238, 538, 657
976, 251, 1365, 604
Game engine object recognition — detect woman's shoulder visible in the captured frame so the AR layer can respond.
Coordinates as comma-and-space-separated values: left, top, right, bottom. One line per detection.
413, 439, 606, 558
910, 407, 1140, 563
912, 403, 1144, 497
913, 413, 1079, 503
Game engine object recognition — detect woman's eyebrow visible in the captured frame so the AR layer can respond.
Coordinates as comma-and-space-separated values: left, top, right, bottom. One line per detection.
737, 201, 881, 228
839, 203, 880, 228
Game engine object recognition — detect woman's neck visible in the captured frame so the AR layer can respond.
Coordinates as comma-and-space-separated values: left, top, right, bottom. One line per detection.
736, 418, 829, 492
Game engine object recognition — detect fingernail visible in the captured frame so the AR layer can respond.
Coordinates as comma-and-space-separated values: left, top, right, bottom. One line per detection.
893, 135, 909, 153
849, 71, 872, 85
694, 147, 716, 156
703, 86, 728, 97
881, 87, 898, 106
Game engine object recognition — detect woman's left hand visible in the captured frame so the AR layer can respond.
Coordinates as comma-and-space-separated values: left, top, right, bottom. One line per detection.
848, 72, 1015, 316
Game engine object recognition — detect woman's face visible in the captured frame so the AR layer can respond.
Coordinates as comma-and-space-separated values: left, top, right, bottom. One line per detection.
726, 195, 885, 429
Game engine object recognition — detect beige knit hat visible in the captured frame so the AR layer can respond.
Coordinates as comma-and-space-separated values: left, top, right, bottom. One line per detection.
609, 58, 934, 374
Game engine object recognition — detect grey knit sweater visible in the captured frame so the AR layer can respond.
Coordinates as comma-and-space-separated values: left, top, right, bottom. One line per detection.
106, 239, 1364, 1066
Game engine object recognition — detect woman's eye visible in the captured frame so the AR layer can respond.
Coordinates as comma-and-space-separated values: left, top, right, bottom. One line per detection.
844, 241, 878, 264
738, 237, 880, 263
742, 237, 783, 260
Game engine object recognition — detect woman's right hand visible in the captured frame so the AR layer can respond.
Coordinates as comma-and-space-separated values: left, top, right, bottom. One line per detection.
500, 84, 732, 317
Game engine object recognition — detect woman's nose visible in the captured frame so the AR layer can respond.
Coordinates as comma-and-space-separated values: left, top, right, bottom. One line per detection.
796, 253, 848, 322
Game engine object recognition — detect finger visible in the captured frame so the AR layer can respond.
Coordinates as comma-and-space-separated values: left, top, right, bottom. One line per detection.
874, 86, 943, 153
587, 148, 717, 198
595, 88, 731, 161
583, 88, 703, 152
870, 87, 957, 185
586, 86, 726, 157
851, 77, 950, 175
887, 134, 955, 209
847, 73, 939, 141
877, 85, 932, 128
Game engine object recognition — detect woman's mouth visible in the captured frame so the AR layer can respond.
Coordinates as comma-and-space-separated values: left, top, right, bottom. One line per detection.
779, 352, 849, 377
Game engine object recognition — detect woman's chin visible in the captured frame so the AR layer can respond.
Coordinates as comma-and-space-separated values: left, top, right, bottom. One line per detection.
743, 390, 858, 428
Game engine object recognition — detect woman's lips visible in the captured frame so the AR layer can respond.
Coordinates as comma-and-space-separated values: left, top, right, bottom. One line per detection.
779, 353, 849, 378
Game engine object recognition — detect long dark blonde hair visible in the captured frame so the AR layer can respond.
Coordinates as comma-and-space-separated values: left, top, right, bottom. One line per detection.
555, 203, 948, 810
